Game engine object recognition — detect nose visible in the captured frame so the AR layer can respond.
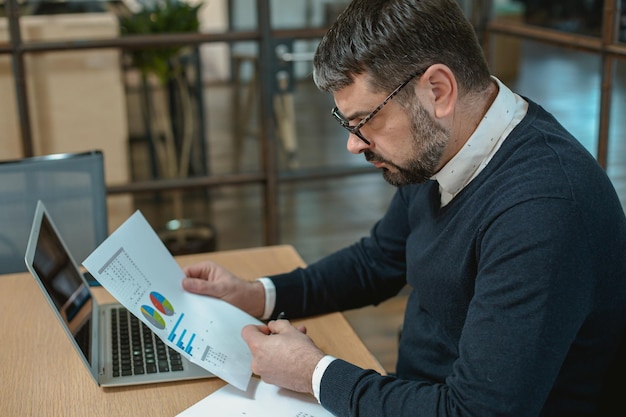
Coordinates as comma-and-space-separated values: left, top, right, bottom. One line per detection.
346, 133, 370, 154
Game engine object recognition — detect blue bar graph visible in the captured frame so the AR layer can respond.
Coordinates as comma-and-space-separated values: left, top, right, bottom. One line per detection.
167, 313, 196, 355
168, 313, 184, 342
177, 329, 187, 347
185, 334, 196, 354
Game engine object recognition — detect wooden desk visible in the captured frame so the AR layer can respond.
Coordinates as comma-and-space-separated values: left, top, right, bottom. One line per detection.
0, 245, 382, 416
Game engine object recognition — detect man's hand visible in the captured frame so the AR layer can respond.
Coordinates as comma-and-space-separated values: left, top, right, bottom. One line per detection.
242, 319, 325, 394
182, 260, 266, 318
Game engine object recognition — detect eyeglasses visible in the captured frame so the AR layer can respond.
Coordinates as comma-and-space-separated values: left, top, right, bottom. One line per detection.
331, 68, 427, 145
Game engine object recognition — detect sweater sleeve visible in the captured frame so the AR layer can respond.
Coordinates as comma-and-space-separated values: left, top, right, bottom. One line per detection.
268, 185, 431, 318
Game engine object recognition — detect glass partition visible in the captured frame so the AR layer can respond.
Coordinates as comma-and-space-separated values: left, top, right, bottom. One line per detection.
2, 0, 623, 253
508, 40, 602, 156
513, 0, 604, 37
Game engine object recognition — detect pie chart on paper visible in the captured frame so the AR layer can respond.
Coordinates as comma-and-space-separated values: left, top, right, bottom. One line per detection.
150, 291, 175, 316
140, 305, 166, 330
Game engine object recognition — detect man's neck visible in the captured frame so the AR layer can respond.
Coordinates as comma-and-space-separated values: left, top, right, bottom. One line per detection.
458, 80, 499, 141
440, 80, 500, 168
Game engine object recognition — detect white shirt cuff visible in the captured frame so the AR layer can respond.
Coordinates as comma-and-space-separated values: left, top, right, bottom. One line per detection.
256, 277, 276, 320
312, 355, 337, 403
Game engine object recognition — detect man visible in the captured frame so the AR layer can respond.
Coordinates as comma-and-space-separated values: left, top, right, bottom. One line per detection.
182, 0, 626, 415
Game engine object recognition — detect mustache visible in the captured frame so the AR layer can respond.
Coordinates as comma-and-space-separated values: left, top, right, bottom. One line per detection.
364, 150, 384, 164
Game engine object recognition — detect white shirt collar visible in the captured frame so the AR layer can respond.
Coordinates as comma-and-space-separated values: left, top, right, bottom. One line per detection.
431, 77, 527, 206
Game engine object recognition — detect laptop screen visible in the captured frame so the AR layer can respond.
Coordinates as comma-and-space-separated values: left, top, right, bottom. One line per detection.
31, 210, 93, 364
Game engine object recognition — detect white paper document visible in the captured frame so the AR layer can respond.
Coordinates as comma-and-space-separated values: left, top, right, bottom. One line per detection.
177, 377, 334, 417
83, 210, 262, 390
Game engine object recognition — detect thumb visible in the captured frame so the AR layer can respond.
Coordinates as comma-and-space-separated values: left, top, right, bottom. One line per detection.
241, 324, 270, 344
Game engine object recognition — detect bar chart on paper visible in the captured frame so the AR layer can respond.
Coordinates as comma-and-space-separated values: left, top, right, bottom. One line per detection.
83, 210, 263, 390
90, 242, 245, 380
141, 291, 198, 356
91, 244, 206, 359
168, 313, 196, 355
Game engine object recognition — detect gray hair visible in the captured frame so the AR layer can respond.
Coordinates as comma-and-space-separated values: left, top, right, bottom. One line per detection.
313, 0, 492, 98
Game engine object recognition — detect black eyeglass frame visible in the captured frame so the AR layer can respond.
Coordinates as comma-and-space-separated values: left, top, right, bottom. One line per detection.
331, 68, 428, 145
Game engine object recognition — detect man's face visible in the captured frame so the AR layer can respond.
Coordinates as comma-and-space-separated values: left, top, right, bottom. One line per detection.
333, 74, 450, 186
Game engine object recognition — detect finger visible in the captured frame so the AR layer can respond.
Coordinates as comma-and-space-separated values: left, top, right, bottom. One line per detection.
296, 325, 307, 334
241, 324, 270, 344
267, 319, 291, 335
246, 324, 271, 336
182, 277, 214, 294
182, 263, 210, 279
258, 325, 271, 336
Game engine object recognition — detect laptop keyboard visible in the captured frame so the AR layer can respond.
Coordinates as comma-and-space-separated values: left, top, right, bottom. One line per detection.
110, 307, 184, 377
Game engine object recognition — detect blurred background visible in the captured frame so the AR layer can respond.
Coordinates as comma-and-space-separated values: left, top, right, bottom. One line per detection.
2, 0, 625, 372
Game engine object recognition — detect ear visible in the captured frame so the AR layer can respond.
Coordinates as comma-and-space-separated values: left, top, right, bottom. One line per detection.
419, 64, 457, 120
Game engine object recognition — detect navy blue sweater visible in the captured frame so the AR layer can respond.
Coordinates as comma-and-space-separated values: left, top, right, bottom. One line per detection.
269, 100, 626, 417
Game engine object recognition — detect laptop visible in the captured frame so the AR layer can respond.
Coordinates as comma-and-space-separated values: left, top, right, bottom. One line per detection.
24, 200, 213, 387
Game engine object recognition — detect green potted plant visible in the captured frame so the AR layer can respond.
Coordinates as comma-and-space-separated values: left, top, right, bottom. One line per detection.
120, 0, 215, 254
119, 0, 202, 180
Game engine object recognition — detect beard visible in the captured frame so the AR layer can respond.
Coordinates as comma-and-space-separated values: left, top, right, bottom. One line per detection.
365, 101, 449, 186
